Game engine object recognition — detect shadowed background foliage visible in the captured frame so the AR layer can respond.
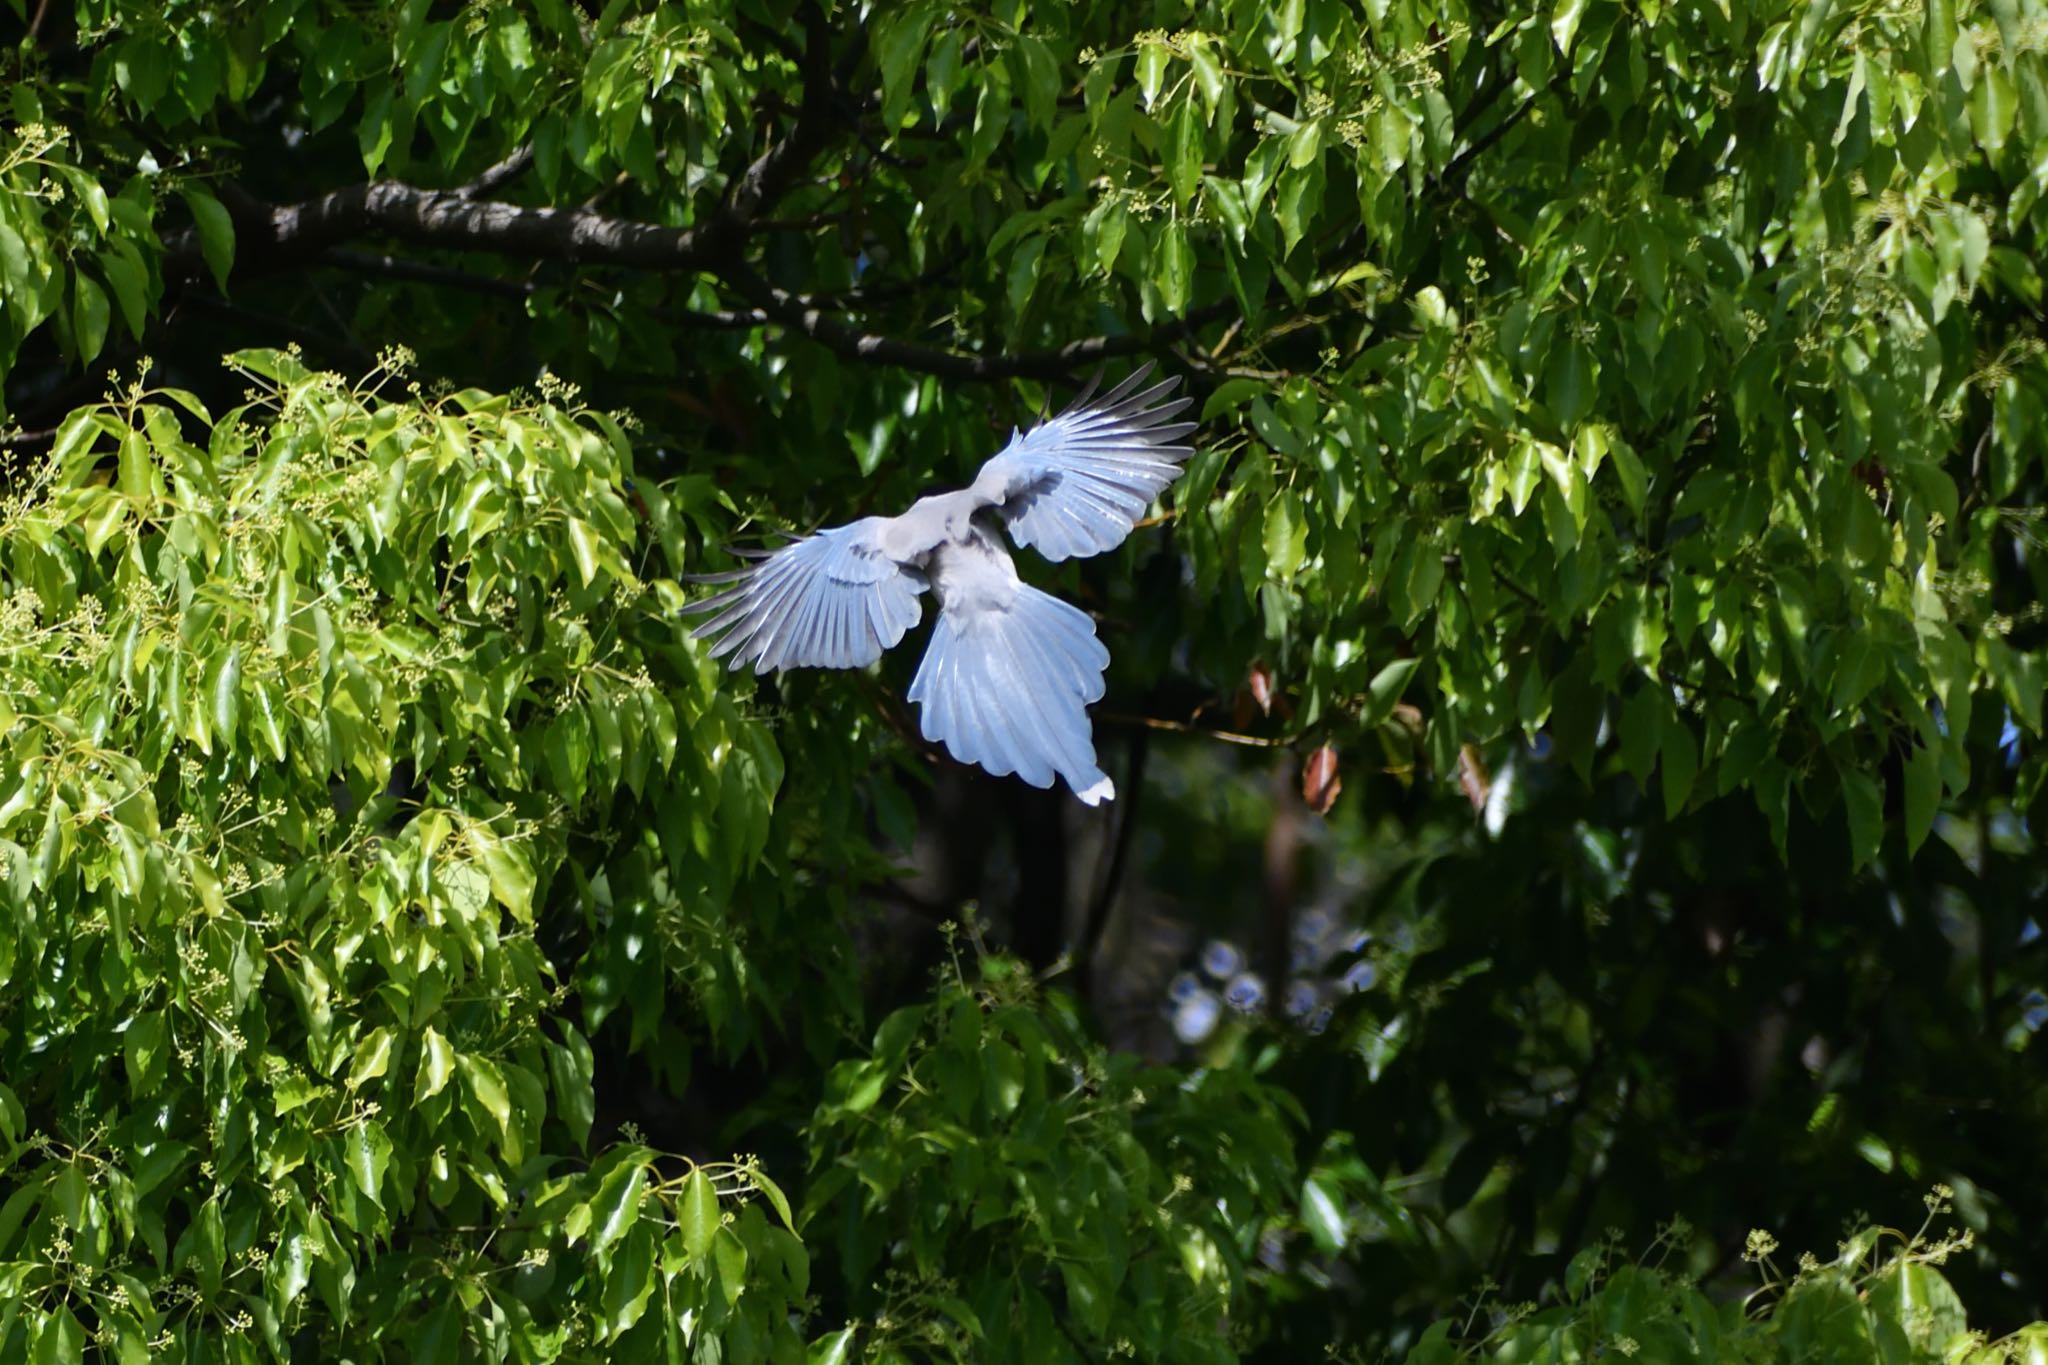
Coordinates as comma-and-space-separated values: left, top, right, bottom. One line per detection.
2, 0, 2046, 1361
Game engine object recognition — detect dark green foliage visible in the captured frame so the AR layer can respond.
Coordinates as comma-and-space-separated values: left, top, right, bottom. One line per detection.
2, 0, 2046, 1361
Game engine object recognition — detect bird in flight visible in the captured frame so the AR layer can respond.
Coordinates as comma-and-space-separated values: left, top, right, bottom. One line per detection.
683, 365, 1196, 804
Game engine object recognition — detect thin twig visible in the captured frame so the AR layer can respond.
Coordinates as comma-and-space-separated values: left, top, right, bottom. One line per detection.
0, 428, 58, 452
725, 264, 1235, 381
455, 144, 536, 201
1098, 712, 1292, 748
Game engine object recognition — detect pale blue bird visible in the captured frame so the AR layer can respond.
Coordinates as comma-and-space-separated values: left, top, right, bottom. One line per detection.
682, 365, 1196, 804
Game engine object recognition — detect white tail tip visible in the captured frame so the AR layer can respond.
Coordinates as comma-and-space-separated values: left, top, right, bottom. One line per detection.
1073, 775, 1116, 806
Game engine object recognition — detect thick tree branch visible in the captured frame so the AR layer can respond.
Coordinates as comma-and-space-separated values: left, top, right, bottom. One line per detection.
164, 180, 717, 278
722, 265, 1234, 381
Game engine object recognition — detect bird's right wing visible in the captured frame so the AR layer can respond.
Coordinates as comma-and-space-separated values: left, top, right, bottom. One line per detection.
681, 517, 927, 674
970, 363, 1197, 563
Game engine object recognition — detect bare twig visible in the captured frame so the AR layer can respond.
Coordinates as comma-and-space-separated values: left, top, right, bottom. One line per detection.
0, 427, 58, 453
1098, 712, 1293, 749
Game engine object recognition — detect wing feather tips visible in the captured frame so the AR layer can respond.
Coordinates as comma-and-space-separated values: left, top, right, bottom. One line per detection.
989, 365, 1199, 563
682, 521, 927, 674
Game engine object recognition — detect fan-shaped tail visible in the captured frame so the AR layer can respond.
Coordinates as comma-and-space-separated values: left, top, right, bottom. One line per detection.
906, 585, 1116, 805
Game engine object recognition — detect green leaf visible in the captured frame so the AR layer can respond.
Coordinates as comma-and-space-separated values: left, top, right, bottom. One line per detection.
680, 1167, 719, 1262
808, 1329, 857, 1365
1089, 198, 1129, 276
185, 1203, 229, 1302
1392, 539, 1445, 630
97, 246, 147, 338
1263, 492, 1306, 582
588, 1157, 647, 1255
926, 28, 965, 115
1135, 37, 1170, 110
1301, 1174, 1346, 1254
1839, 766, 1883, 871
1274, 162, 1324, 252
1364, 657, 1420, 724
1903, 740, 1941, 857
1619, 687, 1664, 784
875, 6, 937, 128
980, 1039, 1024, 1115
411, 1300, 462, 1365
1006, 233, 1046, 318
459, 1053, 513, 1141
1661, 717, 1698, 819
416, 1026, 455, 1102
1156, 220, 1194, 313
1189, 41, 1225, 110
33, 1305, 85, 1365
0, 1083, 22, 1146
601, 1223, 657, 1339
71, 274, 110, 365
751, 1166, 796, 1232
345, 1024, 395, 1089
543, 1025, 596, 1150
1552, 0, 1590, 54
1404, 1320, 1456, 1365
209, 644, 241, 746
473, 830, 535, 921
266, 1224, 313, 1314
565, 516, 603, 587
345, 1120, 393, 1206
1546, 338, 1597, 427
180, 187, 235, 291
1169, 101, 1204, 207
122, 1011, 165, 1091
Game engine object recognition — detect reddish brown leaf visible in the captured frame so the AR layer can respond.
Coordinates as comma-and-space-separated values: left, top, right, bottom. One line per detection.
1232, 689, 1257, 730
1248, 660, 1275, 715
1302, 743, 1342, 815
1455, 743, 1490, 814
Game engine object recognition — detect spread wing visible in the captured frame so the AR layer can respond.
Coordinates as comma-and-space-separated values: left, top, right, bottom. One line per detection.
681, 517, 927, 674
971, 363, 1198, 563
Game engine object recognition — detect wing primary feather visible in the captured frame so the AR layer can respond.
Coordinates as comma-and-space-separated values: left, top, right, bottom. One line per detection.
679, 566, 758, 586
713, 555, 807, 664
744, 557, 819, 671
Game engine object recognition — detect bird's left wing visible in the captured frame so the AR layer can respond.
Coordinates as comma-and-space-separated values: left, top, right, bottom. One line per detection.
970, 363, 1198, 563
681, 517, 927, 674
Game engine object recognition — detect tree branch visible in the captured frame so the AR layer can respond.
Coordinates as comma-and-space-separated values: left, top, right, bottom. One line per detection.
722, 264, 1234, 381
156, 6, 1215, 387
0, 427, 58, 453
719, 3, 845, 232
455, 144, 536, 201
164, 180, 718, 279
